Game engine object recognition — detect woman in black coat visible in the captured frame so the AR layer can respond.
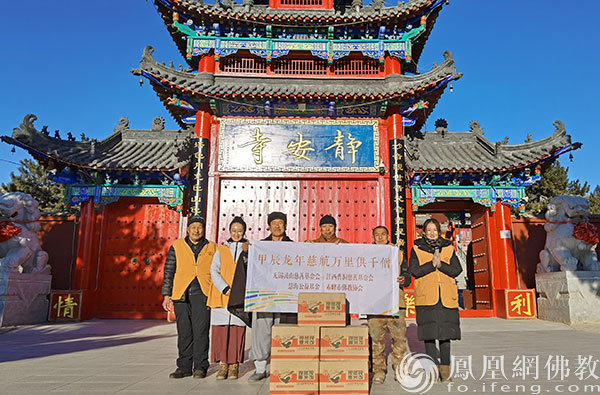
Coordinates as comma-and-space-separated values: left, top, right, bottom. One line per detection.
409, 218, 462, 382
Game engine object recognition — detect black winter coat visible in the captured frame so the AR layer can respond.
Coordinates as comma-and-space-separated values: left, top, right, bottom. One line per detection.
409, 237, 462, 341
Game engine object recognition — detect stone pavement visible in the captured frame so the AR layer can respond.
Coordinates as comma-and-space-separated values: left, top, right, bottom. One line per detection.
1, 318, 600, 394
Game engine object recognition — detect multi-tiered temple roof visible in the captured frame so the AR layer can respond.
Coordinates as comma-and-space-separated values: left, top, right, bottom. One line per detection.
132, 46, 460, 129
156, 0, 445, 68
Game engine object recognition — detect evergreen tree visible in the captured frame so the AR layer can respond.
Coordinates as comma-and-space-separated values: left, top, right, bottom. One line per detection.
589, 185, 600, 215
523, 161, 591, 216
0, 159, 66, 213
524, 161, 569, 215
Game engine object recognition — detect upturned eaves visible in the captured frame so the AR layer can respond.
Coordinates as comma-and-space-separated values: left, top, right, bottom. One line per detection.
132, 46, 461, 100
2, 114, 193, 172
406, 120, 574, 173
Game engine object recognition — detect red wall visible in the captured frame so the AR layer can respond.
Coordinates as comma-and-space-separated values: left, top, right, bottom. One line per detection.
511, 216, 600, 289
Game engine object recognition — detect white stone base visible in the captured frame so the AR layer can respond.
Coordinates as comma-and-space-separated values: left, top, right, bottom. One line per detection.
536, 271, 600, 324
1, 272, 52, 326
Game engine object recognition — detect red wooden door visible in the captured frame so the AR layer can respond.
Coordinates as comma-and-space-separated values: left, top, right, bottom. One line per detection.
469, 206, 493, 310
216, 179, 385, 243
95, 198, 181, 318
299, 179, 385, 243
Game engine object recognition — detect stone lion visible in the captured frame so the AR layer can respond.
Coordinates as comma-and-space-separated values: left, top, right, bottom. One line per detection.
537, 195, 599, 273
0, 192, 50, 274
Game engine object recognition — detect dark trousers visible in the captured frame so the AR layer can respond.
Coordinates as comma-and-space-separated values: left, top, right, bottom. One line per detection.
173, 293, 211, 372
424, 339, 451, 365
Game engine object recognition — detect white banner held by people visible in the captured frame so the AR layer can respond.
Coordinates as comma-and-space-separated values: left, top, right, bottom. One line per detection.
245, 241, 399, 315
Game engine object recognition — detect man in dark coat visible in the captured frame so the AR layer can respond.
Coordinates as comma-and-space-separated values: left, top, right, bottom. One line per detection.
161, 216, 217, 379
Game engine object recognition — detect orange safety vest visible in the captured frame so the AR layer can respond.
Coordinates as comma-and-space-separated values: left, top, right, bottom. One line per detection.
206, 245, 238, 308
413, 245, 459, 309
171, 239, 217, 300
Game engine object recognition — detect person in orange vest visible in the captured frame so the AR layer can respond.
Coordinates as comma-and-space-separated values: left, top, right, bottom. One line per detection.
368, 226, 411, 384
409, 218, 462, 382
208, 217, 248, 380
161, 215, 217, 379
307, 215, 348, 243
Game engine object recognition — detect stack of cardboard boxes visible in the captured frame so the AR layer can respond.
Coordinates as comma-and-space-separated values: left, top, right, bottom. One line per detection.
270, 292, 369, 394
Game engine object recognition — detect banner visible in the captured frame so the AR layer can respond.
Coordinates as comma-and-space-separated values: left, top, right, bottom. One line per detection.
245, 241, 399, 315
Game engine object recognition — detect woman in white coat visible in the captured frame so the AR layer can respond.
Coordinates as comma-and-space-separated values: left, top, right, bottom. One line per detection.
209, 217, 248, 380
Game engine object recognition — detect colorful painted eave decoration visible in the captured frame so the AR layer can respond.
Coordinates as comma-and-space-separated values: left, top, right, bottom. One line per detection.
410, 185, 526, 212
179, 26, 424, 62
65, 184, 185, 211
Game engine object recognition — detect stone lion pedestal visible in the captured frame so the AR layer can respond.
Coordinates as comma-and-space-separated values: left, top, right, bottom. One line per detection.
0, 271, 52, 326
535, 271, 600, 324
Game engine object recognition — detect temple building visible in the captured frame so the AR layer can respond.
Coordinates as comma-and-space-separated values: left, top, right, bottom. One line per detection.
2, 0, 580, 320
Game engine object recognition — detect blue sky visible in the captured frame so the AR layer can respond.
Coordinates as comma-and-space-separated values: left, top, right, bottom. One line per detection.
1, 1, 598, 188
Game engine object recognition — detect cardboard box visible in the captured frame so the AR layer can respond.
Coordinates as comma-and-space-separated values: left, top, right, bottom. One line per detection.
271, 325, 320, 359
320, 326, 369, 360
270, 359, 319, 394
297, 292, 346, 326
318, 360, 369, 394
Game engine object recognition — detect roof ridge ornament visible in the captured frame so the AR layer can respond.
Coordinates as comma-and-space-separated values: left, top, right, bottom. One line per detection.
114, 117, 130, 133
553, 120, 566, 136
469, 120, 484, 135
12, 114, 38, 144
152, 116, 166, 131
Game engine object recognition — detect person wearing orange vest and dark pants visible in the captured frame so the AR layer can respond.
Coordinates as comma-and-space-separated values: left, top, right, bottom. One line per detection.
161, 215, 217, 379
409, 218, 462, 382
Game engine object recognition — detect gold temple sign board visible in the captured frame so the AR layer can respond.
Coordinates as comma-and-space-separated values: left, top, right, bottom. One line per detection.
218, 118, 379, 172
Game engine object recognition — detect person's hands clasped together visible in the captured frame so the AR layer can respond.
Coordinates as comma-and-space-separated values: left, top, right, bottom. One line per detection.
433, 249, 442, 269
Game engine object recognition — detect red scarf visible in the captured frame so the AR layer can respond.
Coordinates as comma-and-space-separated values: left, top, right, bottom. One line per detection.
573, 222, 600, 245
0, 221, 22, 242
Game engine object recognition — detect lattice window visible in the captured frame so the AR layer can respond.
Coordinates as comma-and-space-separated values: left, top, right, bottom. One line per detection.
220, 56, 267, 74
272, 58, 327, 76
333, 58, 381, 76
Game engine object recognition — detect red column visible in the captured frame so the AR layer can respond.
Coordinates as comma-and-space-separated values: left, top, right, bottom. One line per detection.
386, 110, 403, 139
385, 57, 401, 76
194, 110, 212, 138
198, 54, 215, 74
495, 201, 519, 289
73, 199, 96, 290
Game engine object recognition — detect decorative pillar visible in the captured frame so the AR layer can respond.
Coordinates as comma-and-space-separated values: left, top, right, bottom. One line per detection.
494, 201, 519, 289
73, 198, 97, 290
387, 112, 408, 256
385, 56, 401, 76
189, 110, 211, 218
198, 54, 216, 74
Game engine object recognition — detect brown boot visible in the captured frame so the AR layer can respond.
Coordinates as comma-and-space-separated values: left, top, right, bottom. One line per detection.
372, 371, 386, 384
228, 363, 239, 380
216, 362, 228, 380
439, 365, 452, 382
